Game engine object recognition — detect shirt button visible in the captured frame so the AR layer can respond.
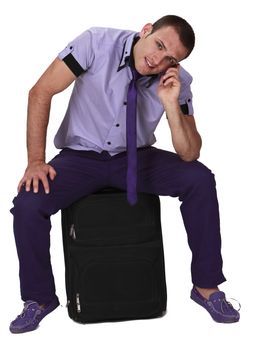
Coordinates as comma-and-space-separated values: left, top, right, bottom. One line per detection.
123, 101, 127, 105
107, 141, 111, 145
116, 124, 120, 127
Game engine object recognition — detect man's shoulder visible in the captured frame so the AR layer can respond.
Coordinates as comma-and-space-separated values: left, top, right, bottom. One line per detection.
88, 26, 135, 43
179, 65, 193, 85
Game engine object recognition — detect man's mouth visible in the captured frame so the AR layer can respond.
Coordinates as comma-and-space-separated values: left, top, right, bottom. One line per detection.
145, 58, 155, 69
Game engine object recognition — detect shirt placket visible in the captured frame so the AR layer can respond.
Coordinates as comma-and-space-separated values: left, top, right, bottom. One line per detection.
104, 66, 133, 152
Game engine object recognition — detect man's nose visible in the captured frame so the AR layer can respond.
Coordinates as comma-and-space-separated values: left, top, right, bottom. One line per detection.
151, 52, 165, 66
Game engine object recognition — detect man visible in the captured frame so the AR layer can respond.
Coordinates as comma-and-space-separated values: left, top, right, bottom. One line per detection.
9, 15, 240, 333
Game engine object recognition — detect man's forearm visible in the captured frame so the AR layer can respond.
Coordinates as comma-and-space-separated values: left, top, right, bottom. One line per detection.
26, 88, 52, 164
165, 100, 202, 161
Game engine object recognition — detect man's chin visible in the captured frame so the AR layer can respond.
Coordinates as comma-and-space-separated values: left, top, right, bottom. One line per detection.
138, 68, 160, 77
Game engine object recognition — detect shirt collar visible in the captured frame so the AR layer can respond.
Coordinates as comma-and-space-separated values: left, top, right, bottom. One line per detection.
117, 32, 138, 71
117, 32, 160, 88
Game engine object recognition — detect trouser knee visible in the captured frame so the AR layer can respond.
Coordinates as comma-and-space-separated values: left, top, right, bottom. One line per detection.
187, 161, 216, 188
10, 190, 54, 241
11, 184, 61, 216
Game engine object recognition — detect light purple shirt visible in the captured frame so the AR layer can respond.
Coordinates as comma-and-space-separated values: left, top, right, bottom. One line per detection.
54, 27, 194, 155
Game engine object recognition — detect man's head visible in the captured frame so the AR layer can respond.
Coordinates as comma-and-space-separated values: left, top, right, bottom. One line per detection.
133, 15, 195, 75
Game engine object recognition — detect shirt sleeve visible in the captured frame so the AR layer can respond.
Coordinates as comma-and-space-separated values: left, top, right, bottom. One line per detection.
58, 28, 95, 77
178, 67, 194, 116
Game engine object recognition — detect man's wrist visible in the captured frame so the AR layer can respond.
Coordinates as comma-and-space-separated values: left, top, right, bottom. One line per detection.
163, 97, 181, 114
162, 97, 179, 110
28, 158, 45, 166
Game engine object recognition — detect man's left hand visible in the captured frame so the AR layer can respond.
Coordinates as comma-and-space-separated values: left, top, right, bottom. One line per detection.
157, 65, 181, 106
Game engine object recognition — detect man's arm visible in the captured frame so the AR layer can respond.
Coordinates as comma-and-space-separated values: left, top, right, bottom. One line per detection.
163, 103, 202, 161
157, 66, 202, 161
18, 57, 76, 194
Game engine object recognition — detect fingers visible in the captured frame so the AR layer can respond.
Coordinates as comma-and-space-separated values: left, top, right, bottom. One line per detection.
33, 176, 40, 193
39, 174, 50, 194
48, 165, 57, 181
17, 177, 34, 193
17, 164, 57, 194
161, 68, 180, 86
160, 74, 180, 87
164, 65, 180, 77
157, 66, 181, 103
17, 178, 25, 193
26, 178, 33, 192
21, 174, 50, 194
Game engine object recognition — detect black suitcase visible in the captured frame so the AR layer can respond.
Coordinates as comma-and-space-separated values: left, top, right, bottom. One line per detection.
61, 188, 167, 323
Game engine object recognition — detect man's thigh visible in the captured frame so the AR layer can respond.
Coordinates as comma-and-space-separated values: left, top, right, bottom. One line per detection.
135, 147, 213, 197
48, 149, 110, 206
12, 149, 110, 215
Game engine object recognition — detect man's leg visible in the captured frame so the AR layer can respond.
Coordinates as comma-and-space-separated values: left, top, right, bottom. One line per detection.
109, 147, 226, 288
10, 149, 111, 306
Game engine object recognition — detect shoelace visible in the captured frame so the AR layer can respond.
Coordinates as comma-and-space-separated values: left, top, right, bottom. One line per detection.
18, 301, 39, 319
221, 297, 241, 313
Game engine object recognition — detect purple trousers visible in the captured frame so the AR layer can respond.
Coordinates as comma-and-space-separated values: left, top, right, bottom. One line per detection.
11, 147, 226, 304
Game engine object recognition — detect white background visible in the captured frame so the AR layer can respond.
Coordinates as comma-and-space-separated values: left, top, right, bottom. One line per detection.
1, 0, 261, 348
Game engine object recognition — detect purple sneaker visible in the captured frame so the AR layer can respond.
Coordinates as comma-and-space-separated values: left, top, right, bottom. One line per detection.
190, 287, 240, 323
9, 297, 59, 334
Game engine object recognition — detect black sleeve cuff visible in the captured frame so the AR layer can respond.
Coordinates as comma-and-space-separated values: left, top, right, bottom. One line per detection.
63, 53, 85, 77
180, 103, 189, 115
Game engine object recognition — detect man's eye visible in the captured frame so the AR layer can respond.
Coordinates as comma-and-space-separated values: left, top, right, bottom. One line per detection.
157, 42, 163, 50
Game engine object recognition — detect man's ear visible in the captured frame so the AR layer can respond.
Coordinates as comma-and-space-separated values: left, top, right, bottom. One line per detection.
140, 23, 153, 38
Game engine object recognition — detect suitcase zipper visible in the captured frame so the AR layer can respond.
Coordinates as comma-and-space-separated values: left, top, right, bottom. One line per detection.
69, 224, 76, 240
76, 293, 81, 313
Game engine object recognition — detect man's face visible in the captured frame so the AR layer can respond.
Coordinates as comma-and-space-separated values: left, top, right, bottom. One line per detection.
133, 24, 188, 75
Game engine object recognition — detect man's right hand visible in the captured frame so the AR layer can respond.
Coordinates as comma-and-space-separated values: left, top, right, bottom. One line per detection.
18, 161, 57, 194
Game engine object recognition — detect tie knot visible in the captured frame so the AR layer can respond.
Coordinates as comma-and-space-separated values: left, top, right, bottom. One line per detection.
131, 66, 141, 81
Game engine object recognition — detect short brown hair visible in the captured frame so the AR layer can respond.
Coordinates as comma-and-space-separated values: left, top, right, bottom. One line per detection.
152, 15, 195, 58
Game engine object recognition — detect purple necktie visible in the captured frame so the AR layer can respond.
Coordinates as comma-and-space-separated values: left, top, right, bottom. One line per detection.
126, 67, 140, 205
